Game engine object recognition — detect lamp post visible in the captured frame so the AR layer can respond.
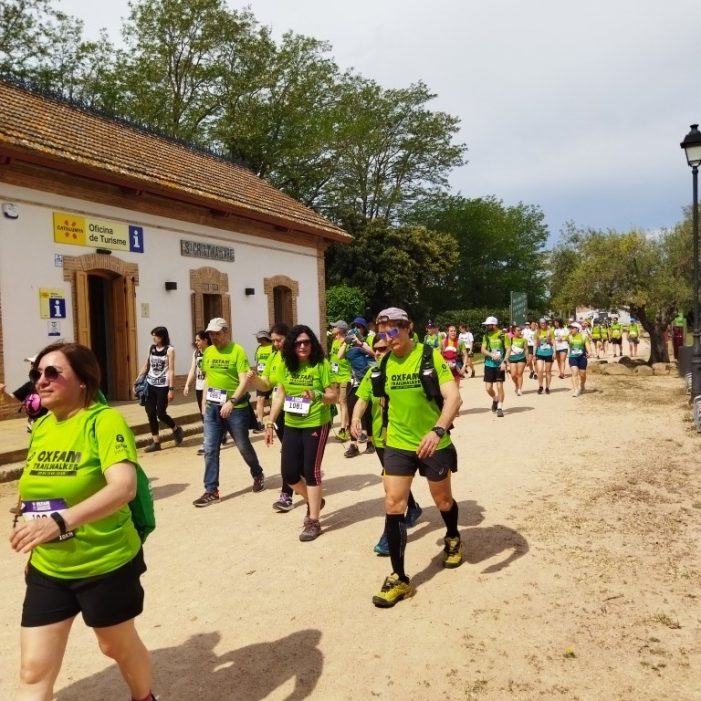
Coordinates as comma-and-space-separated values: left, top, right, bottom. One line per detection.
680, 124, 701, 411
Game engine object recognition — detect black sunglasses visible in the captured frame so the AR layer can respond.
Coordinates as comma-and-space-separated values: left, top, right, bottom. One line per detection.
294, 339, 312, 347
29, 365, 63, 384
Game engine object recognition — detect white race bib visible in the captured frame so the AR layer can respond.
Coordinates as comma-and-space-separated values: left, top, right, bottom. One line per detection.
206, 387, 228, 405
331, 362, 339, 374
284, 396, 311, 415
571, 348, 584, 356
256, 362, 266, 374
21, 499, 75, 541
539, 343, 552, 351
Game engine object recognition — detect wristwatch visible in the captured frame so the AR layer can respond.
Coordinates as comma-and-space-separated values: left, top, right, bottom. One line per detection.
431, 426, 446, 438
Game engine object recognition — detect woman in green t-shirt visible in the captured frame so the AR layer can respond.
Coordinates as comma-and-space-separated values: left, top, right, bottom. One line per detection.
9, 342, 154, 701
506, 325, 529, 396
265, 325, 338, 542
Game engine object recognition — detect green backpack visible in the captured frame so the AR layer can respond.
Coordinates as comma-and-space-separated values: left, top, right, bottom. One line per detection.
90, 407, 156, 543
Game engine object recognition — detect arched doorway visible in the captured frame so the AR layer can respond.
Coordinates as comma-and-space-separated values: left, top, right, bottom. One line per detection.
64, 254, 139, 400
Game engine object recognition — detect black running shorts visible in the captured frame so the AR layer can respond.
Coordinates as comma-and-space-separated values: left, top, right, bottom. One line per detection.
383, 445, 458, 481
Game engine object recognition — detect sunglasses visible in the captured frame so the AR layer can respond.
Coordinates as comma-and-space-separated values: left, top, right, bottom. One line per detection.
376, 328, 401, 340
29, 365, 63, 384
294, 339, 312, 347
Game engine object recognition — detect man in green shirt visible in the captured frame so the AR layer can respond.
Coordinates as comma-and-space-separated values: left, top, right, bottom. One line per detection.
193, 317, 265, 507
355, 307, 462, 608
481, 316, 510, 417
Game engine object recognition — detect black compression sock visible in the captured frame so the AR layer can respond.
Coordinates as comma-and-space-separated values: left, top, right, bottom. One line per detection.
385, 513, 408, 581
440, 499, 459, 538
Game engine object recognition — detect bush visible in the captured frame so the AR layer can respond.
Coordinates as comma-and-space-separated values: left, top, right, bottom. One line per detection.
326, 285, 368, 324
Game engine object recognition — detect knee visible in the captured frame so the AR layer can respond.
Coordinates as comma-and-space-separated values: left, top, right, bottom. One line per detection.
97, 636, 130, 663
19, 654, 54, 687
434, 495, 454, 512
384, 494, 406, 514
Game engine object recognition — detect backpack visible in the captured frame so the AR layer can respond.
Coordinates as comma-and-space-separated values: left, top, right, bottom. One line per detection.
370, 343, 447, 431
22, 391, 44, 419
90, 407, 156, 542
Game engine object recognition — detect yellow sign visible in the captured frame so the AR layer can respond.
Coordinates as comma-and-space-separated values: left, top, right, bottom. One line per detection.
39, 288, 66, 319
53, 212, 144, 253
53, 212, 86, 246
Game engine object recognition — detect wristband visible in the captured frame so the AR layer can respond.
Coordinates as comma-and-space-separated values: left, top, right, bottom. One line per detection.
168, 386, 175, 391
50, 511, 67, 536
265, 422, 275, 429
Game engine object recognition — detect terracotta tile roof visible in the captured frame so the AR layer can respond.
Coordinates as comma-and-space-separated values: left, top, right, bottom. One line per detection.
0, 80, 349, 242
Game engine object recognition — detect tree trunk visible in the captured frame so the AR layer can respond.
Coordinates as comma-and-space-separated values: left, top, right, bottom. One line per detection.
634, 306, 670, 364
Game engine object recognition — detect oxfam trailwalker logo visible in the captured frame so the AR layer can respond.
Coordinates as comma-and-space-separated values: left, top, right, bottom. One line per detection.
52, 212, 144, 253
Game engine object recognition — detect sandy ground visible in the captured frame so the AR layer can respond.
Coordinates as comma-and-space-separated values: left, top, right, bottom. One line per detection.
1, 353, 700, 700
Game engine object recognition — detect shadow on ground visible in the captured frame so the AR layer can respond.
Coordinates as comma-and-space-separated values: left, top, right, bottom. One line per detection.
57, 629, 323, 701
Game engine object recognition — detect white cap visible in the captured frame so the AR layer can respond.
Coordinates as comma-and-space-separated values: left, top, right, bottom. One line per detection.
205, 317, 228, 332
568, 321, 582, 330
482, 316, 498, 326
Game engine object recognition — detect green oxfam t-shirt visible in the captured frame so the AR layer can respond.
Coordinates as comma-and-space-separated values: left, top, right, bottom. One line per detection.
357, 367, 385, 449
383, 344, 453, 451
254, 344, 273, 376
263, 349, 285, 392
508, 335, 528, 359
278, 358, 332, 428
330, 338, 351, 383
20, 403, 141, 579
202, 342, 250, 407
610, 323, 622, 339
567, 333, 587, 357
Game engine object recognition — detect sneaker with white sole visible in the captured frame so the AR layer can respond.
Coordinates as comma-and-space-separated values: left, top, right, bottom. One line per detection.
299, 517, 322, 541
193, 491, 220, 507
372, 574, 414, 608
273, 493, 293, 512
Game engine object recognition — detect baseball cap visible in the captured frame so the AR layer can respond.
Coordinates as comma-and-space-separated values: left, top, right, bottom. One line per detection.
482, 316, 498, 326
351, 316, 368, 328
568, 321, 582, 330
426, 319, 437, 328
330, 320, 349, 331
24, 356, 36, 363
205, 317, 228, 332
255, 329, 271, 340
376, 307, 409, 323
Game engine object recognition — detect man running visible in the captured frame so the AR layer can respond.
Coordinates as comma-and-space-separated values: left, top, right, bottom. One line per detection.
481, 316, 509, 417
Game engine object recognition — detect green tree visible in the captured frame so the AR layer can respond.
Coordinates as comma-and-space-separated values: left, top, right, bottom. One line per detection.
325, 285, 368, 324
550, 224, 692, 363
325, 219, 459, 320
407, 194, 549, 311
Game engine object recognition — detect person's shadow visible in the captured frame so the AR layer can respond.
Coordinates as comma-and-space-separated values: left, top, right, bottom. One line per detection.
56, 629, 323, 701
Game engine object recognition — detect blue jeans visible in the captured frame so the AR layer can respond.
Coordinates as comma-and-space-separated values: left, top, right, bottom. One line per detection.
202, 403, 263, 493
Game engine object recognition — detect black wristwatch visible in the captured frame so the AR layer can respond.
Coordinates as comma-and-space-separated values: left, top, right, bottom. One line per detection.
50, 511, 68, 536
431, 426, 446, 438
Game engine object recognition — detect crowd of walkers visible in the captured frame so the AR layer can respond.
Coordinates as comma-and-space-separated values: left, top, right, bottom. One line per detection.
6, 306, 646, 699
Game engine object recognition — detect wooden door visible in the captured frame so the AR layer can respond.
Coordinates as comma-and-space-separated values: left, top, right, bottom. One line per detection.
75, 271, 91, 347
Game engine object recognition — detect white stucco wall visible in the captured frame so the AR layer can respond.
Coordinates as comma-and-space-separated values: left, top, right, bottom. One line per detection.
0, 182, 323, 389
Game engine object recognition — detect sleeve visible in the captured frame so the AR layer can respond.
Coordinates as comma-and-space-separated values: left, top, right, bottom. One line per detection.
318, 359, 332, 390
432, 349, 454, 386
235, 345, 251, 374
94, 409, 138, 472
357, 368, 373, 401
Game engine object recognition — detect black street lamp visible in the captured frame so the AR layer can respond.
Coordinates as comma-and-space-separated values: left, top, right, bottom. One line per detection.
680, 124, 701, 410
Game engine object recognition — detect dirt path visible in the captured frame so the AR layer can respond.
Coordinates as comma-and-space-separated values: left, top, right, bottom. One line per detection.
1, 361, 700, 700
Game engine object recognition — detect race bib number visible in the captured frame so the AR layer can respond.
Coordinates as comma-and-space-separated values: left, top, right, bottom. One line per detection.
571, 348, 584, 356
284, 396, 311, 415
206, 387, 228, 405
21, 499, 75, 541
539, 343, 551, 351
331, 362, 339, 374
256, 362, 266, 374
510, 347, 522, 357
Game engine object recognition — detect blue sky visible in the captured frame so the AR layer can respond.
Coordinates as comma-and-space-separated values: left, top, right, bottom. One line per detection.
60, 0, 701, 246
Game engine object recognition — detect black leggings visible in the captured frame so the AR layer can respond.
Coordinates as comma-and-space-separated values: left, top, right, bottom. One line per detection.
281, 423, 330, 487
144, 384, 176, 435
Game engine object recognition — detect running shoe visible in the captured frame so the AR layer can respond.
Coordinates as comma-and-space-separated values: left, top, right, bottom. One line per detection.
545, 387, 550, 395
273, 492, 294, 512
299, 518, 322, 541
365, 443, 376, 455
405, 503, 423, 528
252, 421, 264, 434
491, 400, 498, 412
471, 370, 475, 378
196, 446, 205, 456
252, 474, 265, 492
193, 491, 220, 507
372, 574, 414, 608
516, 390, 522, 396
443, 536, 463, 568
537, 386, 543, 395
173, 426, 184, 446
374, 533, 390, 556
496, 408, 504, 417
144, 442, 161, 453
335, 428, 349, 442
344, 443, 360, 458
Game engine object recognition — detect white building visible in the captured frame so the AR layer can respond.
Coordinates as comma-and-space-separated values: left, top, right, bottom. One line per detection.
0, 80, 349, 417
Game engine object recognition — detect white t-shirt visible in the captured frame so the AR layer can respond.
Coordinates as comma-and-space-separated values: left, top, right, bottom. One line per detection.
522, 327, 535, 345
458, 332, 474, 350
554, 327, 569, 351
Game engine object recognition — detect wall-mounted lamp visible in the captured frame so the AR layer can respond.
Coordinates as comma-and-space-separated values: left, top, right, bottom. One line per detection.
165, 281, 178, 291
245, 287, 255, 296
95, 248, 112, 255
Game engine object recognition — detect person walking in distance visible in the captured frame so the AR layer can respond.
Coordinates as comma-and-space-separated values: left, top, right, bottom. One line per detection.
565, 321, 590, 396
458, 324, 475, 377
183, 330, 210, 455
534, 318, 555, 394
140, 326, 184, 452
364, 307, 462, 608
252, 329, 274, 433
506, 324, 529, 396
193, 318, 265, 507
481, 316, 509, 417
329, 320, 351, 441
